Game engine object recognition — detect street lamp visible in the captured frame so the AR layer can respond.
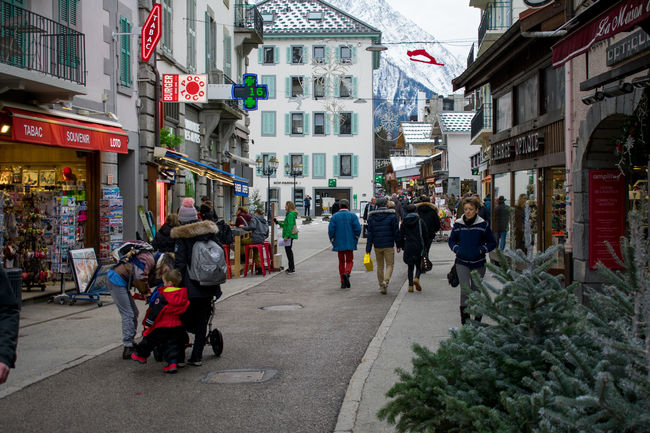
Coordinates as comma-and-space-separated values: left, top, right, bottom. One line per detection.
285, 161, 303, 204
256, 155, 279, 218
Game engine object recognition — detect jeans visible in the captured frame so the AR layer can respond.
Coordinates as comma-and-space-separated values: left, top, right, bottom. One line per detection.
135, 327, 186, 364
374, 247, 395, 286
284, 239, 295, 271
456, 264, 486, 307
337, 250, 354, 282
496, 232, 507, 250
108, 279, 138, 347
407, 261, 422, 286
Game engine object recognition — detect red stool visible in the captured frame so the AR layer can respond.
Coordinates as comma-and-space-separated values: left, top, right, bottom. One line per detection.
244, 244, 266, 277
221, 244, 232, 279
263, 241, 274, 272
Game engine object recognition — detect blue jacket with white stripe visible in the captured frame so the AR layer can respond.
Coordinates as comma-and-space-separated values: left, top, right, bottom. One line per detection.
448, 215, 497, 269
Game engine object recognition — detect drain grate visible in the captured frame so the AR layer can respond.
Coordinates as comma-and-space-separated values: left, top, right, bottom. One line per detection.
202, 369, 278, 384
260, 304, 303, 311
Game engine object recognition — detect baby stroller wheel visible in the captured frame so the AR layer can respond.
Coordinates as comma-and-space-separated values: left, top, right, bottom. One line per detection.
208, 329, 223, 357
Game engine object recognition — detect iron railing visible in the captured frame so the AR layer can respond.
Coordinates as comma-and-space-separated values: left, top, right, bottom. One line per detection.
471, 103, 493, 140
478, 1, 512, 47
234, 3, 263, 38
0, 1, 86, 85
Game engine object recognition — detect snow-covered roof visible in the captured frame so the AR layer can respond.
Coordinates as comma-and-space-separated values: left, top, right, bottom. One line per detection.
256, 0, 381, 36
437, 112, 475, 133
389, 156, 429, 171
400, 122, 436, 144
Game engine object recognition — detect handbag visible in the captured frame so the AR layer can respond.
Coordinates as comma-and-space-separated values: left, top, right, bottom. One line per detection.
447, 264, 459, 287
363, 253, 374, 272
291, 225, 299, 235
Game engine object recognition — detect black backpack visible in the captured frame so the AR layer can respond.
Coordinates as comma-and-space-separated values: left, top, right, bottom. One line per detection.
216, 220, 233, 246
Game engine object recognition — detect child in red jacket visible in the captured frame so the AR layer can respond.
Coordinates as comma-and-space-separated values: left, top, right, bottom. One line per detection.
131, 269, 189, 374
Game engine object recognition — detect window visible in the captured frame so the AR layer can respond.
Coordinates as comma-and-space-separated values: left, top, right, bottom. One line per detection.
186, 0, 196, 72
58, 0, 79, 67
308, 11, 323, 20
261, 111, 276, 136
163, 103, 179, 124
262, 14, 274, 23
515, 75, 538, 124
263, 46, 275, 64
542, 66, 565, 114
118, 17, 132, 87
443, 98, 454, 111
58, 0, 78, 26
313, 153, 326, 178
339, 76, 352, 98
256, 153, 277, 178
291, 76, 304, 97
340, 154, 352, 177
291, 46, 303, 64
162, 0, 172, 53
340, 45, 352, 63
290, 154, 303, 174
291, 113, 304, 134
313, 76, 325, 98
339, 112, 352, 135
313, 46, 325, 63
314, 112, 325, 135
205, 13, 216, 71
261, 75, 276, 99
495, 92, 512, 132
223, 30, 232, 77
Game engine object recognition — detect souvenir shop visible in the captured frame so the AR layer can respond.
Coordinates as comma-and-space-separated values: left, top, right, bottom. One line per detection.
0, 105, 127, 289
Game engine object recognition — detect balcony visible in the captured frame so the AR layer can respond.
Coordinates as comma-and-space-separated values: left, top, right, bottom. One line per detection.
0, 1, 86, 102
234, 3, 263, 57
205, 69, 243, 121
478, 1, 511, 51
470, 103, 492, 145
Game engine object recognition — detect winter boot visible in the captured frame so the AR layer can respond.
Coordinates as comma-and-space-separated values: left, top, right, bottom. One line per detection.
460, 307, 470, 325
413, 278, 422, 292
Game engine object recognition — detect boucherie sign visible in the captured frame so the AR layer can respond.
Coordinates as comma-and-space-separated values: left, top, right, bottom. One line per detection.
553, 0, 650, 67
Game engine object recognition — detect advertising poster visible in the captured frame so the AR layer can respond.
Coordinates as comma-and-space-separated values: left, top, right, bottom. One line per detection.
588, 170, 626, 269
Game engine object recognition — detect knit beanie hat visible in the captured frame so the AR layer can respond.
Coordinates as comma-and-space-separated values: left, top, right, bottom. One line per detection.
376, 197, 388, 207
178, 198, 198, 223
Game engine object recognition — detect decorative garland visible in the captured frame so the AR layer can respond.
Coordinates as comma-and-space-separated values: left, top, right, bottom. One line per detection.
614, 90, 649, 174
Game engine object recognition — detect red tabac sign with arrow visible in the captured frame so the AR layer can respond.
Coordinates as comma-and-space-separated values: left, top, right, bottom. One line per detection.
141, 3, 161, 61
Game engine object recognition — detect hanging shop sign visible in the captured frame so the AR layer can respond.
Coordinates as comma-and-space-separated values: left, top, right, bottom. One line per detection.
588, 170, 626, 270
162, 74, 208, 103
606, 29, 650, 65
234, 180, 249, 197
141, 3, 161, 61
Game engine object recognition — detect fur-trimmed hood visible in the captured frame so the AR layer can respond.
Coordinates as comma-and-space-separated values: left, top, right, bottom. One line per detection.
454, 215, 486, 226
368, 208, 395, 217
170, 220, 218, 239
416, 202, 438, 212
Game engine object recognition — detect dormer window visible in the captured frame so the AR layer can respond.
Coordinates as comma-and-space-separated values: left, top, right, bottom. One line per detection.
262, 13, 274, 23
307, 11, 323, 20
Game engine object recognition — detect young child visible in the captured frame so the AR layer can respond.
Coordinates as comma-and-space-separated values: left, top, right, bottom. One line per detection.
131, 269, 189, 374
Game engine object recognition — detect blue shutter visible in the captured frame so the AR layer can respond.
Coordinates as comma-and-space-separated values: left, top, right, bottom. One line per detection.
262, 75, 276, 99
352, 113, 358, 135
333, 155, 340, 177
313, 154, 324, 178
255, 154, 262, 175
352, 46, 357, 63
324, 77, 330, 97
285, 113, 291, 135
352, 77, 358, 97
262, 111, 276, 136
258, 47, 263, 64
303, 46, 309, 63
284, 155, 290, 175
303, 113, 309, 135
303, 76, 309, 96
285, 77, 291, 98
335, 46, 341, 63
274, 46, 279, 64
325, 114, 331, 135
334, 78, 340, 97
287, 46, 291, 64
302, 154, 309, 176
334, 115, 340, 135
352, 155, 359, 177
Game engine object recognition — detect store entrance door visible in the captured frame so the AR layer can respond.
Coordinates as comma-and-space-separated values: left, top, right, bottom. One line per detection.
314, 188, 350, 216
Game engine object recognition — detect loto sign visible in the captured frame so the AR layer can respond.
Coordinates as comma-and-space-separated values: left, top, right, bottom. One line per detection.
141, 3, 161, 61
162, 74, 207, 102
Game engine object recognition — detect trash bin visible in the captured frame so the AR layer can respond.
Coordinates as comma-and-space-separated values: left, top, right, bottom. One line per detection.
4, 268, 22, 309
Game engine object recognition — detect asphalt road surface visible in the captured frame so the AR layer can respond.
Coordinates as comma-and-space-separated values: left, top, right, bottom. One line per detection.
0, 243, 407, 433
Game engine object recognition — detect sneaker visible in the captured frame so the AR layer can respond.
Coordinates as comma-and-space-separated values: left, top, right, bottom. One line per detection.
131, 353, 147, 364
342, 273, 350, 288
285, 269, 295, 274
163, 363, 178, 374
414, 278, 422, 292
340, 281, 347, 289
379, 282, 387, 295
186, 359, 202, 366
122, 346, 135, 360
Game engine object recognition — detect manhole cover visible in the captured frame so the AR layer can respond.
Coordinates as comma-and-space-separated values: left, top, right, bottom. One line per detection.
260, 304, 303, 311
202, 369, 278, 384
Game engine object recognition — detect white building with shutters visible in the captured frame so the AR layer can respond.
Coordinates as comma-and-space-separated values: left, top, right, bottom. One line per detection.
248, 0, 382, 216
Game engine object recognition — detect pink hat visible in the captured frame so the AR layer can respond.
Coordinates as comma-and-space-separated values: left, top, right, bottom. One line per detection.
178, 197, 198, 223
182, 197, 195, 207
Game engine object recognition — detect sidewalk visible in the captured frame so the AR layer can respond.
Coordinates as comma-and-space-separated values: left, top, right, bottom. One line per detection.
335, 240, 492, 433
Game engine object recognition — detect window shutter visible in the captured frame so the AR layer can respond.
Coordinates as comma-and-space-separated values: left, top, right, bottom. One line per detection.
325, 46, 331, 63
262, 75, 276, 99
352, 155, 359, 177
303, 46, 309, 63
285, 113, 291, 135
333, 155, 340, 177
334, 79, 340, 97
285, 77, 291, 98
258, 47, 263, 64
313, 154, 324, 177
325, 77, 331, 97
335, 47, 341, 63
302, 154, 309, 176
274, 46, 279, 64
352, 46, 357, 63
303, 77, 309, 96
284, 155, 290, 175
334, 115, 340, 135
352, 113, 358, 135
352, 77, 358, 97
271, 152, 278, 178
255, 154, 262, 175
119, 17, 131, 86
324, 115, 331, 135
287, 46, 291, 64
303, 114, 309, 135
224, 34, 232, 77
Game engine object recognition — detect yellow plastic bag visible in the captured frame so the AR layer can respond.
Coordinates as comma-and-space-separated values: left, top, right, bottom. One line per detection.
363, 253, 373, 272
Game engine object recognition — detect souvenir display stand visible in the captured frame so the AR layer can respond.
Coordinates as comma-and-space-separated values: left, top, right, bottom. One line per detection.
49, 196, 78, 304
99, 187, 123, 262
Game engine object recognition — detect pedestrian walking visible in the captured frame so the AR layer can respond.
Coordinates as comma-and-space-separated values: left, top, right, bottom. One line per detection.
152, 213, 180, 253
328, 199, 361, 289
366, 197, 401, 294
362, 197, 377, 238
448, 196, 497, 325
399, 204, 427, 293
473, 194, 490, 225
493, 196, 510, 249
391, 194, 403, 222
171, 210, 223, 366
304, 195, 311, 217
274, 201, 299, 274
0, 267, 19, 384
415, 195, 441, 272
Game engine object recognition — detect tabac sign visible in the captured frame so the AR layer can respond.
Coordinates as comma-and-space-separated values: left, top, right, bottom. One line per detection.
141, 3, 161, 61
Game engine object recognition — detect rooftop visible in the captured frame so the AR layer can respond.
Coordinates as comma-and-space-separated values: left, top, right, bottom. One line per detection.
389, 156, 429, 171
400, 122, 436, 144
437, 112, 475, 133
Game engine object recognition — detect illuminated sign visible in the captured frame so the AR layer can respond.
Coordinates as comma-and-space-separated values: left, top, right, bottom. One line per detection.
231, 74, 268, 110
141, 3, 161, 61
234, 180, 249, 197
162, 74, 207, 103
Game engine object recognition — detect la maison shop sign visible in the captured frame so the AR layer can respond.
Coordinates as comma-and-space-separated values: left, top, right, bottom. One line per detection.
607, 29, 650, 65
492, 133, 544, 161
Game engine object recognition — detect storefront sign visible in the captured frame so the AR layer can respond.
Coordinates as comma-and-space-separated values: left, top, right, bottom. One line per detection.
162, 74, 208, 102
492, 141, 512, 161
9, 108, 128, 153
553, 0, 650, 67
588, 170, 626, 270
141, 3, 161, 61
234, 180, 249, 197
607, 29, 650, 65
515, 133, 544, 156
184, 119, 201, 143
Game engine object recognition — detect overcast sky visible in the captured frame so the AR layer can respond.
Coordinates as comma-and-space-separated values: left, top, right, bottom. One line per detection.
383, 0, 480, 60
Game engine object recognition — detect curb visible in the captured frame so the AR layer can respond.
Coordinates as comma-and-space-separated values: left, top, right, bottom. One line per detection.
333, 279, 409, 433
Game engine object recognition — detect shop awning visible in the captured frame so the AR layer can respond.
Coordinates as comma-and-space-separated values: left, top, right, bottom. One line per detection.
153, 147, 249, 192
7, 107, 128, 153
552, 0, 650, 68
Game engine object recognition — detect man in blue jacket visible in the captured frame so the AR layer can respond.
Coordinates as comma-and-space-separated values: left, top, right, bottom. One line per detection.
328, 199, 361, 289
366, 197, 401, 294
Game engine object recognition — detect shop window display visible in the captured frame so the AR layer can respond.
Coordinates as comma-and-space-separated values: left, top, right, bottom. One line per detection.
513, 170, 538, 255
544, 168, 566, 270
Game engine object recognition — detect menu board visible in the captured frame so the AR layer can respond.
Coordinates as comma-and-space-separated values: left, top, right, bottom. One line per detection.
589, 170, 626, 269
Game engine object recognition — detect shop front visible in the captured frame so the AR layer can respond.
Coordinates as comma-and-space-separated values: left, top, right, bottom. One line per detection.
0, 104, 128, 288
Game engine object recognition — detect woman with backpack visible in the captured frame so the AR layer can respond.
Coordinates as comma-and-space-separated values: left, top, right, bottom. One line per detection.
171, 202, 223, 366
274, 201, 298, 274
399, 204, 427, 293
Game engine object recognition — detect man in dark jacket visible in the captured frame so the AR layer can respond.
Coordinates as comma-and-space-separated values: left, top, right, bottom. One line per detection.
171, 216, 222, 366
366, 197, 401, 294
0, 267, 19, 384
493, 196, 510, 249
415, 195, 441, 273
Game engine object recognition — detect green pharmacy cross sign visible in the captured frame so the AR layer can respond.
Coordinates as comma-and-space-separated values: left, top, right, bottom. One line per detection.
231, 74, 268, 111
